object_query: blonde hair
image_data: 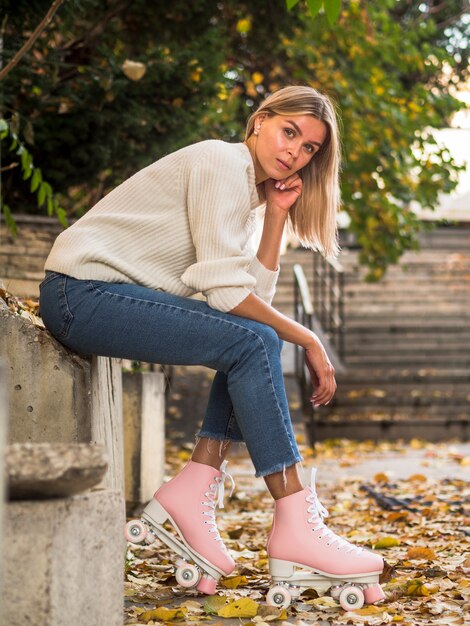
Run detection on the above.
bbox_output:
[245,85,341,259]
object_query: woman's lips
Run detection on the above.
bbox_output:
[276,158,291,171]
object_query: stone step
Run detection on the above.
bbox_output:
[335,368,470,384]
[314,404,470,419]
[345,333,470,345]
[343,345,469,357]
[305,415,469,442]
[330,390,470,408]
[344,353,470,367]
[344,320,470,331]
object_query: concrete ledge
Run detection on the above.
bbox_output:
[4,489,125,626]
[0,308,92,443]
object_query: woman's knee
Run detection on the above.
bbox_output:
[250,321,280,353]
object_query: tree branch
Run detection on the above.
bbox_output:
[436,7,469,30]
[0,0,65,81]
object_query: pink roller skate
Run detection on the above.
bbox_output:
[125,460,236,595]
[266,468,385,611]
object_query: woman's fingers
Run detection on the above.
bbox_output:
[274,173,302,190]
[304,348,336,407]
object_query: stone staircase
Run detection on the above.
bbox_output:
[273,226,470,441]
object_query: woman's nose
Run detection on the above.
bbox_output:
[288,143,300,159]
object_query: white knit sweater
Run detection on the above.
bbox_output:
[44,139,280,313]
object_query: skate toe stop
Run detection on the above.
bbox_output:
[196,575,218,595]
[364,584,386,604]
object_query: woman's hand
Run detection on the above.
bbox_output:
[304,339,337,407]
[264,173,303,217]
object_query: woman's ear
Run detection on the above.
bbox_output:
[254,113,267,133]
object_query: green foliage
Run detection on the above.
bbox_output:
[218,0,467,280]
[278,0,467,279]
[0,116,68,236]
[1,0,468,279]
[287,0,341,25]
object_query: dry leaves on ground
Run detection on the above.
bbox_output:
[125,438,469,625]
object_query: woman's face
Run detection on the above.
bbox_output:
[253,113,327,181]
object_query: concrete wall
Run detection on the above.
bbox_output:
[4,490,124,626]
[0,308,92,443]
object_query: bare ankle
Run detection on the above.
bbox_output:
[264,464,304,500]
[191,437,232,470]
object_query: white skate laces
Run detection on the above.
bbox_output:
[201,460,235,544]
[306,467,363,555]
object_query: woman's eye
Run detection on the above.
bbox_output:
[305,144,314,153]
[284,128,295,137]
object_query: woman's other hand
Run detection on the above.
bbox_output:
[304,339,337,407]
[265,174,303,217]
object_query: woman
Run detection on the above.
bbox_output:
[39,85,384,608]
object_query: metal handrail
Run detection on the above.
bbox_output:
[293,263,314,409]
[312,253,345,361]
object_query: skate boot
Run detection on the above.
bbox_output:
[266,467,385,611]
[125,459,236,594]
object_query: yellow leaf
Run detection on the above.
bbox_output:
[374,472,389,483]
[407,473,427,482]
[236,18,252,34]
[406,579,438,596]
[140,606,187,621]
[373,536,401,549]
[218,598,259,618]
[252,71,264,85]
[406,546,436,560]
[121,59,146,81]
[220,575,248,589]
[354,605,385,615]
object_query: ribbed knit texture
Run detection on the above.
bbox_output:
[44,140,280,312]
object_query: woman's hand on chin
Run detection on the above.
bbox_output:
[264,173,303,217]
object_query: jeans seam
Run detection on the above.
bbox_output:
[85,284,272,343]
[58,276,74,337]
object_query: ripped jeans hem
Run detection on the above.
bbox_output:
[195,430,245,443]
[254,455,304,479]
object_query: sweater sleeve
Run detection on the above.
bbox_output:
[180,149,258,312]
[247,254,280,305]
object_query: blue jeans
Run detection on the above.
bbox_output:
[38,271,303,477]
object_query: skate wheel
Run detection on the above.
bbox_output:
[125,519,148,544]
[339,585,364,611]
[330,584,342,600]
[175,562,201,588]
[267,585,292,609]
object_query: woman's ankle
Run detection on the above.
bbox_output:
[191,436,232,470]
[264,464,304,500]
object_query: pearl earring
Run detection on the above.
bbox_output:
[254,128,259,136]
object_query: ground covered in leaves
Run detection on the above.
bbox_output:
[125,437,470,626]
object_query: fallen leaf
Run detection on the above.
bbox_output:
[220,575,248,589]
[406,546,437,560]
[373,536,401,549]
[140,606,187,621]
[218,597,259,618]
[203,595,227,615]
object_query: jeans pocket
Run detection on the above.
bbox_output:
[39,274,74,339]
